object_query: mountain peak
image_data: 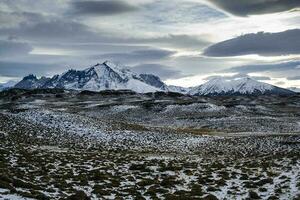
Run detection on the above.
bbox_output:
[103,60,118,68]
[23,74,37,81]
[88,61,127,76]
[189,76,294,96]
[89,61,119,70]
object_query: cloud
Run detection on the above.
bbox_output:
[204,29,300,57]
[131,64,184,79]
[205,0,300,16]
[69,0,138,16]
[0,61,59,77]
[91,49,176,64]
[288,87,300,92]
[250,76,271,81]
[0,18,117,46]
[203,73,271,81]
[0,40,33,57]
[141,0,225,24]
[287,76,300,80]
[225,60,300,73]
[15,20,99,42]
[0,11,44,28]
[0,14,210,51]
[202,75,232,81]
[275,81,285,85]
[140,34,211,50]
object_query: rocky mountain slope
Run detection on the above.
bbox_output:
[14,75,50,90]
[0,80,17,91]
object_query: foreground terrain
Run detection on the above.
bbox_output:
[0,89,299,199]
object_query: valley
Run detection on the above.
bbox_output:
[0,89,299,199]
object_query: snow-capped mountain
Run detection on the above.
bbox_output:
[139,74,167,91]
[14,75,50,90]
[13,62,295,96]
[189,77,295,96]
[0,80,17,91]
[167,85,189,94]
[288,87,300,93]
[14,61,167,93]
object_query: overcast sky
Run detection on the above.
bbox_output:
[1,0,300,90]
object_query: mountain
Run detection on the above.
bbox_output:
[14,75,50,89]
[288,87,300,93]
[13,62,295,96]
[0,80,17,91]
[167,85,189,94]
[14,61,167,93]
[139,74,167,90]
[189,77,295,96]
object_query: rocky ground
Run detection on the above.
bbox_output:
[0,89,299,199]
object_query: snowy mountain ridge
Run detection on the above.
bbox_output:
[189,77,294,96]
[14,61,168,93]
[12,61,295,95]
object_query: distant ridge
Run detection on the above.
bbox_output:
[12,61,295,95]
[189,77,295,96]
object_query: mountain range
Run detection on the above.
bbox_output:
[2,61,295,96]
[14,61,169,93]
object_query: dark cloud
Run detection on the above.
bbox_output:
[0,11,44,28]
[91,49,176,64]
[0,16,107,44]
[70,0,138,16]
[204,29,300,57]
[0,40,32,57]
[0,61,60,77]
[0,7,210,52]
[0,15,210,51]
[287,76,300,80]
[206,0,300,16]
[16,20,99,42]
[225,61,300,74]
[38,43,152,56]
[131,64,184,79]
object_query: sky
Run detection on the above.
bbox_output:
[0,0,300,90]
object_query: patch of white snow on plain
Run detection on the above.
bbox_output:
[39,145,69,153]
[163,103,225,113]
[111,105,138,113]
[13,109,214,152]
[0,131,8,136]
[0,193,35,200]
